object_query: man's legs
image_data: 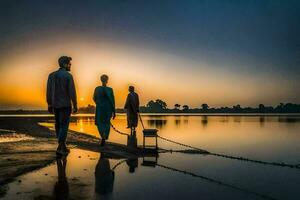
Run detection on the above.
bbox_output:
[54,108,63,153]
[54,107,71,154]
[59,107,71,152]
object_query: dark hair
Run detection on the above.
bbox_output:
[58,56,72,68]
[129,86,135,91]
[100,74,109,82]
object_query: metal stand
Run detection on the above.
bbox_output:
[143,129,158,150]
[139,113,158,150]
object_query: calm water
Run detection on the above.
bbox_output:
[1,115,300,199]
[68,115,300,162]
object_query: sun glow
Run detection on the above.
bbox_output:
[0,38,293,109]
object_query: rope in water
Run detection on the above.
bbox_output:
[157,135,209,153]
[156,163,277,200]
[158,135,300,169]
[110,114,300,170]
[111,159,127,170]
[103,153,277,200]
[105,153,276,199]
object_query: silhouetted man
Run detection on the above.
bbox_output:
[124,86,139,134]
[47,56,77,155]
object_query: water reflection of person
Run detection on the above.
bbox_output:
[259,116,265,127]
[54,157,69,200]
[126,158,138,173]
[201,116,208,127]
[95,154,115,197]
[175,116,181,127]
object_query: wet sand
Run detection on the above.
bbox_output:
[0,116,155,185]
[1,149,120,199]
[0,139,57,185]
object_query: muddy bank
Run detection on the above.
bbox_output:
[0,116,209,186]
[0,138,58,185]
[0,149,125,200]
[0,116,144,185]
[0,116,87,138]
[0,116,161,156]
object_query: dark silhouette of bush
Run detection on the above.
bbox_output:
[201,104,209,111]
[174,104,181,110]
[182,105,189,110]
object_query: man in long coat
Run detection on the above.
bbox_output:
[124,86,140,134]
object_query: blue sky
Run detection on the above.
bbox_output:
[0,0,299,109]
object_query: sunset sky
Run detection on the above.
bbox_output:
[0,0,299,109]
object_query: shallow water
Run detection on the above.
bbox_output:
[68,115,300,162]
[1,115,300,199]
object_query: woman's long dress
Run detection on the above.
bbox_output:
[93,86,115,140]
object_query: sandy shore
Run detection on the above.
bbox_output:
[0,116,210,186]
[0,116,144,185]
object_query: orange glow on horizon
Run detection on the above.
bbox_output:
[0,38,295,109]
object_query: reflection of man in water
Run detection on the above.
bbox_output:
[95,154,115,196]
[124,86,140,134]
[54,157,69,200]
[126,158,138,173]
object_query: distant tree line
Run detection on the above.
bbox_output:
[78,100,300,113]
[0,100,299,114]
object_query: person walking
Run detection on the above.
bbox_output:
[93,74,116,146]
[47,56,77,155]
[124,86,139,134]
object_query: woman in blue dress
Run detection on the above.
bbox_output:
[93,74,116,146]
